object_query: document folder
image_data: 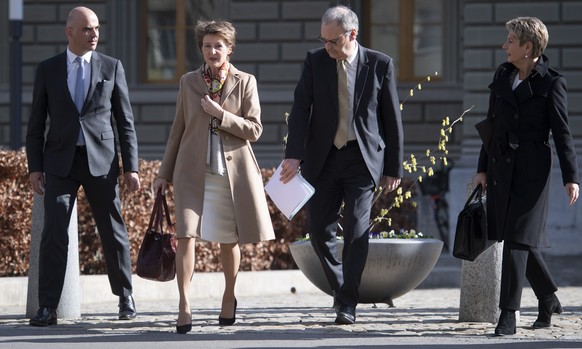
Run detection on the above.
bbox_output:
[264,162,315,220]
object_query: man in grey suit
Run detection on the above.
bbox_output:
[26,6,140,326]
[280,5,403,324]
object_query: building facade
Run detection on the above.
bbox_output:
[1,0,581,254]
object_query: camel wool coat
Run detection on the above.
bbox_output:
[158,65,275,244]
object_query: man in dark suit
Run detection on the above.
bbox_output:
[26,6,140,326]
[280,5,403,324]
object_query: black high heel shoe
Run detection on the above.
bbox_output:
[494,309,516,336]
[176,312,192,334]
[218,298,237,326]
[533,293,563,329]
[176,322,192,334]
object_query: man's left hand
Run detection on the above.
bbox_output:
[380,176,401,194]
[124,172,141,192]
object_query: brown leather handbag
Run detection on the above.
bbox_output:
[136,190,176,281]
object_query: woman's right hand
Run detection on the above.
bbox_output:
[153,177,168,194]
[473,172,487,191]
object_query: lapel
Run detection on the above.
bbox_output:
[56,52,76,109]
[192,66,209,95]
[220,65,241,106]
[354,44,369,116]
[323,55,340,116]
[514,79,533,104]
[489,64,518,110]
[85,52,101,113]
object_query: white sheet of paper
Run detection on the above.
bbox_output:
[264,161,315,220]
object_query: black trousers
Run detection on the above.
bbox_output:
[38,147,133,308]
[499,241,558,311]
[307,142,375,308]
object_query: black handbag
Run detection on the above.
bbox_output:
[453,184,488,261]
[136,190,177,281]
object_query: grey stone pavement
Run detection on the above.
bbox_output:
[1,255,581,349]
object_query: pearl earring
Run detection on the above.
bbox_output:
[525,53,528,58]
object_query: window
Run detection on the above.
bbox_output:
[141,0,217,83]
[364,0,443,81]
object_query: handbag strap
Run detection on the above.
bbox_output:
[160,192,173,232]
[147,190,164,232]
[464,183,483,208]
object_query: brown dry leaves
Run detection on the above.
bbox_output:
[0,150,416,277]
[0,151,301,276]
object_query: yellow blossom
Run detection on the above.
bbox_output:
[363,73,473,235]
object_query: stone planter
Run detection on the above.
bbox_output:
[289,238,444,305]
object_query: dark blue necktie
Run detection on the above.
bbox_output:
[75,57,86,145]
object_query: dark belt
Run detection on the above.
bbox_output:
[505,131,549,150]
[336,140,358,150]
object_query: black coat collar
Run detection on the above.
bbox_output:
[489,55,552,109]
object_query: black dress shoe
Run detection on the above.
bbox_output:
[335,305,356,325]
[118,295,137,320]
[218,298,237,326]
[29,306,57,327]
[533,293,563,329]
[494,309,516,336]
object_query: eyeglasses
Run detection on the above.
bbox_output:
[318,31,349,46]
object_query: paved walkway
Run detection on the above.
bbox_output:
[1,287,581,348]
[1,255,581,348]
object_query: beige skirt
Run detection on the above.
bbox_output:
[200,171,238,243]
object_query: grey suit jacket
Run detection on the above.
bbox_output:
[285,44,403,186]
[26,51,139,177]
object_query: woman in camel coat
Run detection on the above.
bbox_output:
[154,20,274,333]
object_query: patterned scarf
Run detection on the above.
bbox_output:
[203,62,230,102]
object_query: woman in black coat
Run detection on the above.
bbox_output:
[473,17,579,336]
